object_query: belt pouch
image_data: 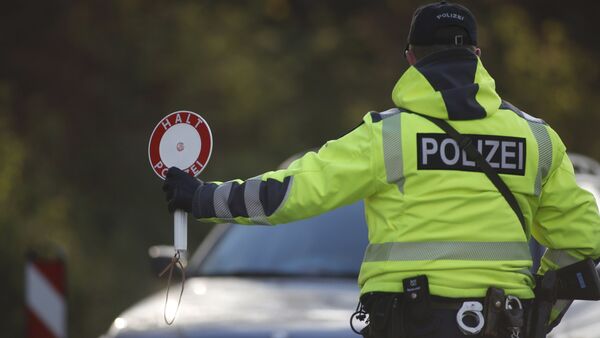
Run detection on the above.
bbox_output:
[483,287,505,337]
[403,275,432,322]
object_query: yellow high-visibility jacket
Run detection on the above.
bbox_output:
[192,48,600,299]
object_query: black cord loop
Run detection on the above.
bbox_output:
[350,300,369,335]
[159,250,186,325]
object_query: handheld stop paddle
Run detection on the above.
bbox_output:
[148,111,213,324]
[148,110,213,252]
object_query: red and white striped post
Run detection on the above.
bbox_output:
[25,252,67,338]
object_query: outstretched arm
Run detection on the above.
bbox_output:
[164,113,385,225]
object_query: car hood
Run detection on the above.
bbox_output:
[104,277,360,338]
[549,300,600,338]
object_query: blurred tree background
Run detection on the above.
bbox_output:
[0,0,599,336]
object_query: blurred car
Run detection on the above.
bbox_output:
[101,154,600,338]
[101,201,369,338]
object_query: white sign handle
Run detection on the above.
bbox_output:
[174,210,187,252]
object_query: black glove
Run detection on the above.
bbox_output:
[162,167,202,213]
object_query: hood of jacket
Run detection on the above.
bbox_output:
[391,48,501,120]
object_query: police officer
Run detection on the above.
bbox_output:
[163,2,600,337]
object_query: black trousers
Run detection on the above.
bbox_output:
[361,308,488,338]
[360,293,526,338]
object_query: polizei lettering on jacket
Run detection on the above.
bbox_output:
[417,133,526,175]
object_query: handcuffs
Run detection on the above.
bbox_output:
[456,301,485,335]
[456,295,524,336]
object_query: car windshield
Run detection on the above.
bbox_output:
[194,202,369,278]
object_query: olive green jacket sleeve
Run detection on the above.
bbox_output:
[533,129,600,274]
[191,113,384,225]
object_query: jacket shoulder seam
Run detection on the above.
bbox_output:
[370,108,404,123]
[499,100,546,125]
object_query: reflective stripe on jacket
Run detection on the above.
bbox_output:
[192,48,600,299]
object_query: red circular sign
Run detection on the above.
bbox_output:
[148,111,213,179]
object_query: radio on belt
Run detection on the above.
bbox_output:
[148,110,213,252]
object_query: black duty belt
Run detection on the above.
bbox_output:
[355,283,532,338]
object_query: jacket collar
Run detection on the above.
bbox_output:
[391,48,501,120]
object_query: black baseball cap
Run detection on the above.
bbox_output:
[407,1,477,46]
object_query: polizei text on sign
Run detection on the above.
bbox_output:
[417,133,526,175]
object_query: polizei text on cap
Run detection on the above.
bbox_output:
[436,13,464,21]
